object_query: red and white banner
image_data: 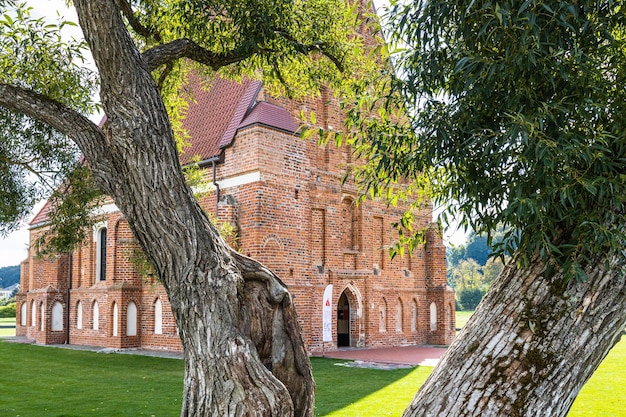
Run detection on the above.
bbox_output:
[322,284,333,342]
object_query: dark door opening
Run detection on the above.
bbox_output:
[337,292,350,347]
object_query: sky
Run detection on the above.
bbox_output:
[0,0,467,269]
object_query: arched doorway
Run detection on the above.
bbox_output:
[337,292,350,347]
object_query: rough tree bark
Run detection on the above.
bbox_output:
[8,1,314,415]
[404,254,626,417]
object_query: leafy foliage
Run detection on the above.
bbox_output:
[346,0,626,281]
[0,302,15,317]
[0,0,98,236]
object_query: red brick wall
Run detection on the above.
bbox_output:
[17,62,454,351]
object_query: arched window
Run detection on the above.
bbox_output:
[76,301,83,329]
[92,301,99,330]
[40,302,45,331]
[154,298,163,335]
[430,302,438,331]
[51,301,63,331]
[20,303,26,326]
[379,298,387,333]
[411,299,418,332]
[395,299,403,333]
[127,301,137,336]
[96,226,107,281]
[112,302,119,336]
[30,300,36,327]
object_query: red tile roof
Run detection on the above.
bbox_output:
[30,76,298,226]
[29,199,54,227]
[180,77,261,164]
[238,101,298,133]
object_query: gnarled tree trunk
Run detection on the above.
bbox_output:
[67,1,314,416]
[404,254,626,417]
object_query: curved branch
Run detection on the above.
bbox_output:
[142,39,258,72]
[115,0,161,42]
[0,83,109,174]
[142,33,345,74]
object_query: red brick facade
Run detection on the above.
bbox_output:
[16,76,455,353]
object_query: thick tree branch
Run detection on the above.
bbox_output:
[142,39,259,72]
[142,33,345,74]
[115,0,161,42]
[0,83,109,175]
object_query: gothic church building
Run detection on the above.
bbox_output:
[16,75,455,353]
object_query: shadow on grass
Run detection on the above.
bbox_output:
[312,357,428,416]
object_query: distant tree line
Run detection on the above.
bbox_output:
[0,265,20,289]
[447,230,511,310]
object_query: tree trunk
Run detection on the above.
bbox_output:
[69,1,314,415]
[404,254,626,417]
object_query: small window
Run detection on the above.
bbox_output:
[96,227,107,281]
[154,299,163,335]
[76,301,83,329]
[93,301,99,330]
[379,298,387,333]
[31,301,36,327]
[112,302,118,336]
[127,302,137,336]
[51,301,63,331]
[40,302,45,331]
[430,302,437,331]
[20,303,26,326]
[395,299,403,333]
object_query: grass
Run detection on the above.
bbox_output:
[312,358,431,416]
[455,310,474,330]
[0,314,624,416]
[0,317,15,337]
[0,342,184,417]
[568,338,626,417]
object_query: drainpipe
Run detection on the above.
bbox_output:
[65,252,72,344]
[193,155,222,216]
[211,160,220,215]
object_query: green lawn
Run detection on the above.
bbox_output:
[0,343,184,417]
[0,317,15,337]
[0,336,624,416]
[455,310,474,330]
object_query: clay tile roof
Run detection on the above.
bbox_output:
[29,199,54,227]
[180,77,261,164]
[29,76,298,226]
[238,101,298,134]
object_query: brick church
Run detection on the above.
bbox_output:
[15,73,455,353]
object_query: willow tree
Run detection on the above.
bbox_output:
[0,0,372,415]
[345,0,626,415]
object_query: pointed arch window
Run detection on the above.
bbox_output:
[430,302,438,331]
[30,300,36,327]
[51,301,63,331]
[154,298,163,335]
[96,227,107,281]
[92,301,99,330]
[127,302,138,336]
[20,303,26,326]
[76,301,83,329]
[112,302,119,336]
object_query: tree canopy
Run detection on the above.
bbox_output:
[0,0,375,250]
[347,0,626,282]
